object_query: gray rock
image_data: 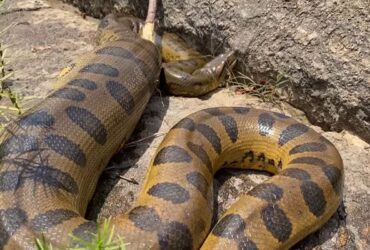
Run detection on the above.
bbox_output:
[62,0,370,143]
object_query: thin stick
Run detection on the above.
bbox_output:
[145,0,157,24]
[142,0,157,43]
[119,176,139,185]
[124,132,165,148]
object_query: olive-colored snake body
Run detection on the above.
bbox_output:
[0,15,343,249]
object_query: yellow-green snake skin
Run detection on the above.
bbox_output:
[0,15,343,250]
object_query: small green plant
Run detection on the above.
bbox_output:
[35,235,54,250]
[0,41,38,133]
[225,60,291,103]
[0,43,20,131]
[0,43,11,91]
[0,88,21,112]
[35,218,126,250]
[71,218,125,250]
[0,20,23,133]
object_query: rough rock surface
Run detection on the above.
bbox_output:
[62,0,370,144]
[0,0,369,249]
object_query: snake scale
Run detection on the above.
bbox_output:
[0,15,343,249]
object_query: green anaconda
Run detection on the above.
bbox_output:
[0,15,343,249]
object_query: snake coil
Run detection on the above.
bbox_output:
[0,15,343,249]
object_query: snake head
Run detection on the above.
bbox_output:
[96,14,144,45]
[199,50,237,83]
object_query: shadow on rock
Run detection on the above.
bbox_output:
[292,201,347,249]
[212,168,271,225]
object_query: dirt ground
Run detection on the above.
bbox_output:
[0,0,369,249]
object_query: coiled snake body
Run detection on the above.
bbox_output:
[0,15,343,249]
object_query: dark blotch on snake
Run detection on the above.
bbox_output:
[279,123,309,146]
[96,47,152,80]
[19,111,55,128]
[258,113,275,136]
[153,145,192,165]
[106,80,135,114]
[148,182,190,204]
[186,171,209,199]
[319,135,332,145]
[257,153,266,162]
[133,39,161,67]
[79,63,119,77]
[272,112,289,119]
[96,46,135,59]
[187,142,212,174]
[218,115,238,143]
[65,106,107,145]
[44,134,86,167]
[0,135,38,158]
[261,204,292,242]
[72,221,97,245]
[157,221,193,250]
[289,142,327,155]
[32,166,79,194]
[290,157,341,193]
[233,107,250,114]
[68,79,97,90]
[300,181,327,217]
[242,150,254,162]
[249,183,284,203]
[212,214,246,239]
[204,107,223,116]
[321,165,342,195]
[0,208,27,247]
[280,168,311,181]
[173,117,196,131]
[31,209,78,232]
[128,206,162,231]
[289,157,326,167]
[0,171,23,191]
[196,124,221,154]
[237,237,258,250]
[0,166,78,194]
[50,88,86,101]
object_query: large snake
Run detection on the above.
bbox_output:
[0,15,343,249]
